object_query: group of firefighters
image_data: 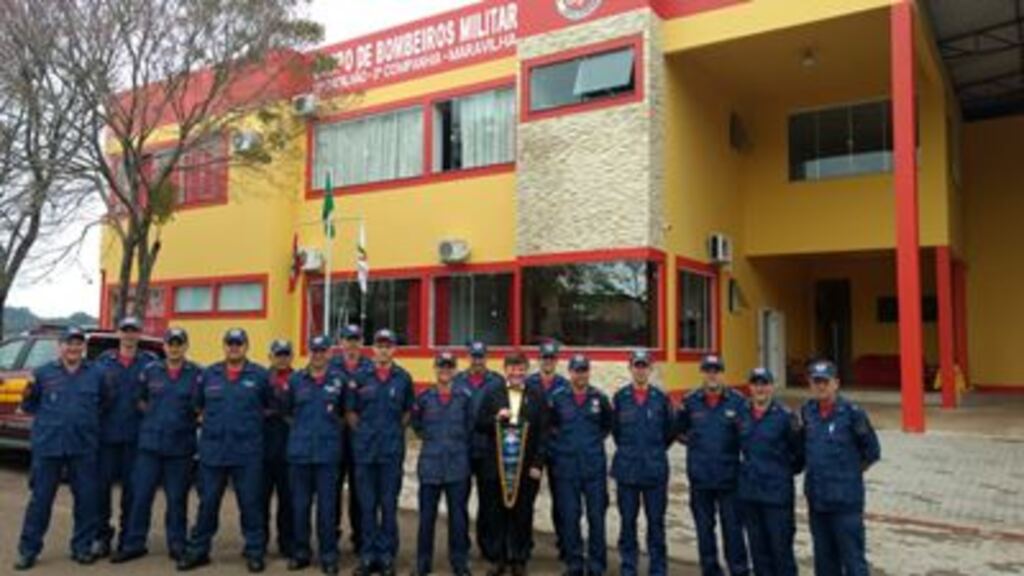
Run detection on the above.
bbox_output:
[13,316,881,576]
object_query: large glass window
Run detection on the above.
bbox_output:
[522,260,657,347]
[313,106,423,188]
[789,100,893,181]
[435,273,513,346]
[529,47,636,113]
[218,282,264,313]
[679,269,715,352]
[433,87,515,172]
[174,286,214,313]
[309,278,421,346]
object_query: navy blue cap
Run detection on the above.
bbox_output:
[373,328,396,344]
[808,360,838,381]
[270,339,293,355]
[340,324,362,340]
[700,354,725,372]
[630,349,652,367]
[568,353,590,372]
[61,326,86,342]
[164,327,188,344]
[539,341,560,358]
[118,316,142,331]
[749,367,774,384]
[468,341,487,358]
[435,351,457,368]
[309,335,331,352]
[223,328,248,345]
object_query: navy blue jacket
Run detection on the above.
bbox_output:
[737,400,804,505]
[265,368,293,462]
[285,368,345,465]
[678,387,747,490]
[525,372,569,400]
[548,384,613,480]
[344,362,415,465]
[330,355,373,384]
[611,384,675,486]
[412,385,474,485]
[452,368,504,460]
[23,360,105,457]
[97,349,158,444]
[802,396,881,513]
[137,360,202,457]
[196,361,271,466]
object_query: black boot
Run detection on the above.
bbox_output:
[111,548,148,563]
[176,552,211,571]
[288,557,311,571]
[12,555,36,571]
[246,556,266,573]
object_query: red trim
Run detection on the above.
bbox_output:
[935,247,957,409]
[520,34,645,123]
[675,255,721,361]
[650,0,748,19]
[305,77,516,199]
[99,270,109,329]
[972,384,1024,395]
[165,274,269,319]
[892,1,925,433]
[953,258,969,384]
[519,0,649,37]
[434,277,451,345]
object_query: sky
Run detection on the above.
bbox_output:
[7,0,478,319]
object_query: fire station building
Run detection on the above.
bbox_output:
[99,0,1024,431]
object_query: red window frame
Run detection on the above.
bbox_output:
[305,77,516,199]
[676,255,721,361]
[160,274,269,320]
[520,34,645,123]
[431,264,518,348]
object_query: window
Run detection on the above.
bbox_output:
[175,137,228,205]
[789,100,893,181]
[313,106,423,188]
[0,339,26,371]
[529,47,636,112]
[876,295,938,323]
[679,269,715,352]
[435,273,513,346]
[433,87,516,172]
[174,286,214,313]
[218,282,264,313]
[23,339,59,370]
[107,286,169,334]
[522,260,657,347]
[309,278,422,346]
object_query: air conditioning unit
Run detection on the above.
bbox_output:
[292,93,318,117]
[299,247,324,271]
[708,233,733,265]
[232,130,262,153]
[439,239,470,264]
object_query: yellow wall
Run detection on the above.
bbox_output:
[963,115,1024,387]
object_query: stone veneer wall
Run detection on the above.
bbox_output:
[516,10,665,256]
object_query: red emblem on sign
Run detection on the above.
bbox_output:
[556,0,603,21]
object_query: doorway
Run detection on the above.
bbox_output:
[759,308,787,387]
[815,279,852,382]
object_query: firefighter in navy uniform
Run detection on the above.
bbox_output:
[93,316,158,559]
[14,327,104,571]
[411,351,474,576]
[345,328,415,576]
[178,328,272,573]
[331,324,372,554]
[285,335,345,576]
[451,340,504,558]
[113,328,202,564]
[677,354,750,576]
[548,354,613,576]
[737,368,803,576]
[611,350,675,576]
[524,341,568,559]
[802,360,881,576]
[265,339,296,560]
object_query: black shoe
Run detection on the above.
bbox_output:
[12,555,35,571]
[111,548,148,563]
[380,563,396,576]
[169,549,184,562]
[246,557,266,573]
[510,564,525,576]
[177,553,211,571]
[352,564,372,576]
[289,557,311,571]
[487,565,507,576]
[322,563,339,576]
[72,552,97,565]
[91,541,110,559]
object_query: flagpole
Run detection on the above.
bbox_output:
[358,220,367,336]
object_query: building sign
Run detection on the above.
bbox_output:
[556,0,604,21]
[315,1,519,95]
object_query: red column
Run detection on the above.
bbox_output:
[936,247,957,408]
[953,260,969,384]
[891,1,925,433]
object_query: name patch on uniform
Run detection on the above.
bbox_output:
[242,379,255,389]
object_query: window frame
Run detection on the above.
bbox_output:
[430,86,517,175]
[303,273,426,351]
[520,34,645,123]
[167,275,268,320]
[676,256,720,360]
[787,97,896,183]
[431,267,517,348]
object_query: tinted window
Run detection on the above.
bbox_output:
[530,47,636,113]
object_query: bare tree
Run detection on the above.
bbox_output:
[0,4,94,335]
[50,0,327,324]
